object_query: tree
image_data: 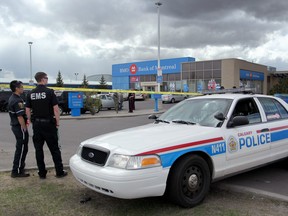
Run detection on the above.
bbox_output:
[99,75,107,89]
[56,70,64,87]
[81,74,89,88]
[269,77,288,95]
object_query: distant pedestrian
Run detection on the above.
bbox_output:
[25,72,67,179]
[113,92,119,113]
[8,80,30,178]
[132,92,135,110]
[128,92,134,113]
[118,93,123,111]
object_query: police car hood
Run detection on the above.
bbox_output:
[81,123,219,155]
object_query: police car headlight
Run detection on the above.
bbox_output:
[108,154,162,170]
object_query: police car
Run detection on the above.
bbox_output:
[69,92,288,207]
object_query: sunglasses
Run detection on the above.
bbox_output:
[15,81,23,88]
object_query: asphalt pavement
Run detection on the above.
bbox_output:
[1,102,288,204]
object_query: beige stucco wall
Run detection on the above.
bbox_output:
[221,59,268,94]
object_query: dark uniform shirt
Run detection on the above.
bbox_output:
[8,93,27,126]
[25,85,58,119]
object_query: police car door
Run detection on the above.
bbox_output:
[224,97,271,174]
[256,96,288,158]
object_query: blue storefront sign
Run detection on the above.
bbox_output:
[240,69,264,81]
[112,57,195,90]
[68,92,83,116]
[112,57,195,77]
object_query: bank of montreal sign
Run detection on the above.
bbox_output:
[112,57,195,77]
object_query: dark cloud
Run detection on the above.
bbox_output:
[1,0,288,80]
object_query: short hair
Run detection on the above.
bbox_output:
[34,72,47,82]
[10,80,23,92]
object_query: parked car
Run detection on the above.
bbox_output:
[96,94,115,110]
[70,93,288,207]
[161,94,187,103]
[0,90,28,112]
[0,91,12,112]
[134,92,147,101]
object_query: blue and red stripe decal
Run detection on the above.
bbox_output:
[137,137,224,155]
[137,137,225,168]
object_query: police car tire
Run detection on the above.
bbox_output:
[171,98,175,103]
[166,155,211,208]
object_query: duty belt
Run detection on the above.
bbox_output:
[34,118,51,123]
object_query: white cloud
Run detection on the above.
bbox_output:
[1,0,288,81]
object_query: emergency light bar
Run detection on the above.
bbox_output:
[202,87,256,95]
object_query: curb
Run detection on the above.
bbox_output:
[60,110,165,120]
[214,182,288,203]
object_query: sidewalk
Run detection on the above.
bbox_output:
[60,108,165,120]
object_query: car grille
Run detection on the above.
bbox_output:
[81,146,110,166]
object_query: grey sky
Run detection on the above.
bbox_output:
[1,0,288,81]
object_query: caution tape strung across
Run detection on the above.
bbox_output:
[0,84,203,96]
[0,84,255,95]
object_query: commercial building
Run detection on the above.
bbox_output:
[112,57,285,94]
[112,57,195,92]
[182,58,269,94]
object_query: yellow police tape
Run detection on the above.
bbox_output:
[0,84,203,96]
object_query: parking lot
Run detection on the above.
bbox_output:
[1,99,288,204]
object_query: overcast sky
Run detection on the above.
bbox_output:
[1,0,288,82]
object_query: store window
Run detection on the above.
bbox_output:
[204,70,212,79]
[180,60,223,92]
[196,62,204,70]
[213,60,221,69]
[182,63,190,72]
[204,61,213,70]
[213,70,221,78]
[182,71,189,79]
[196,71,203,79]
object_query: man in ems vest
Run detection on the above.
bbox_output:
[26,72,67,179]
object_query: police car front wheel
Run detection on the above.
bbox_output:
[166,155,211,208]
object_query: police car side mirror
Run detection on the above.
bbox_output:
[227,116,249,128]
[214,112,225,121]
[148,114,158,120]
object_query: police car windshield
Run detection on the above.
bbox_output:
[159,98,232,127]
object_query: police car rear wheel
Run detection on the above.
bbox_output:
[171,98,175,103]
[166,155,211,208]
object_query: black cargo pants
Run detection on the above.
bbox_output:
[11,125,29,174]
[32,120,64,176]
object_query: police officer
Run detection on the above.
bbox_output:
[8,80,30,178]
[128,92,134,113]
[25,72,67,179]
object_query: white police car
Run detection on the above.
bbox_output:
[69,93,288,207]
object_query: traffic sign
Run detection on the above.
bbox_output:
[157,76,163,83]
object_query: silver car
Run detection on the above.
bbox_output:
[161,94,187,103]
[97,94,115,110]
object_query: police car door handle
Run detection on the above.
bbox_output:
[261,128,269,132]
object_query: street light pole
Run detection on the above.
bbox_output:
[153,2,162,112]
[28,42,33,84]
[155,2,162,92]
[75,73,79,81]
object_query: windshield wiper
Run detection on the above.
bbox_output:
[172,120,196,125]
[155,119,170,124]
